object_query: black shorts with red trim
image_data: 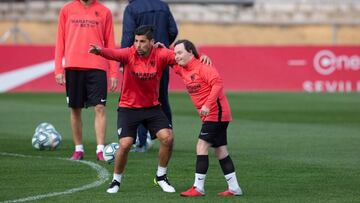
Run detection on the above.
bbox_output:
[116,105,172,139]
[199,121,229,148]
[65,69,107,108]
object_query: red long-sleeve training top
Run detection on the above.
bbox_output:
[55,0,118,78]
[172,58,232,122]
[100,46,176,108]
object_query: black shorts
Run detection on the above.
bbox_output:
[117,105,172,139]
[199,121,229,148]
[65,69,107,108]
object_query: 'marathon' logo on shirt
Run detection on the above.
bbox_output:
[131,71,157,80]
[186,84,201,93]
[71,19,99,28]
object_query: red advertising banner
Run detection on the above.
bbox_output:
[0,45,62,92]
[1,45,359,92]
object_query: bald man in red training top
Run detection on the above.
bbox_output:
[54,0,119,161]
[172,39,243,197]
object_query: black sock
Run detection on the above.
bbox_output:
[219,155,235,175]
[196,155,209,174]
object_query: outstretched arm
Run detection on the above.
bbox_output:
[88,44,130,63]
[89,44,102,55]
[88,44,120,92]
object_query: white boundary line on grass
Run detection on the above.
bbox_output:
[0,152,110,203]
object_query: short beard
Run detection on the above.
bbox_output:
[137,50,145,56]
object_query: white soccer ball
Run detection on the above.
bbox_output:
[32,129,62,150]
[35,122,56,133]
[103,142,119,163]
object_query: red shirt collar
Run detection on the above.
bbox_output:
[76,0,98,5]
[184,57,198,70]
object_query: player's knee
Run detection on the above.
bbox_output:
[166,135,174,148]
[161,132,174,148]
[119,139,133,152]
[94,105,105,114]
[71,108,82,117]
[215,146,229,159]
[119,144,132,152]
[196,140,210,154]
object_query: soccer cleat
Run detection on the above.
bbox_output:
[217,188,243,196]
[70,151,84,160]
[106,180,120,193]
[96,151,105,161]
[180,186,205,197]
[154,175,176,193]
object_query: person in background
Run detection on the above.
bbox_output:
[171,39,243,197]
[121,0,178,152]
[54,0,119,161]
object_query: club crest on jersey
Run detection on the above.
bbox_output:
[150,60,155,67]
[190,74,196,81]
[94,11,100,17]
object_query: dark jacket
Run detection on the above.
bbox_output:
[121,0,178,48]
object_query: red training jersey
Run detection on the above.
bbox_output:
[100,46,175,108]
[55,0,119,78]
[172,58,232,122]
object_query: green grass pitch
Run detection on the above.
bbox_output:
[0,92,359,203]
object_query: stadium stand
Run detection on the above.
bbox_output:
[0,0,360,44]
[0,0,359,24]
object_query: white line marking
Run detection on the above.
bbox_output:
[0,60,54,93]
[287,59,307,66]
[0,152,110,203]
